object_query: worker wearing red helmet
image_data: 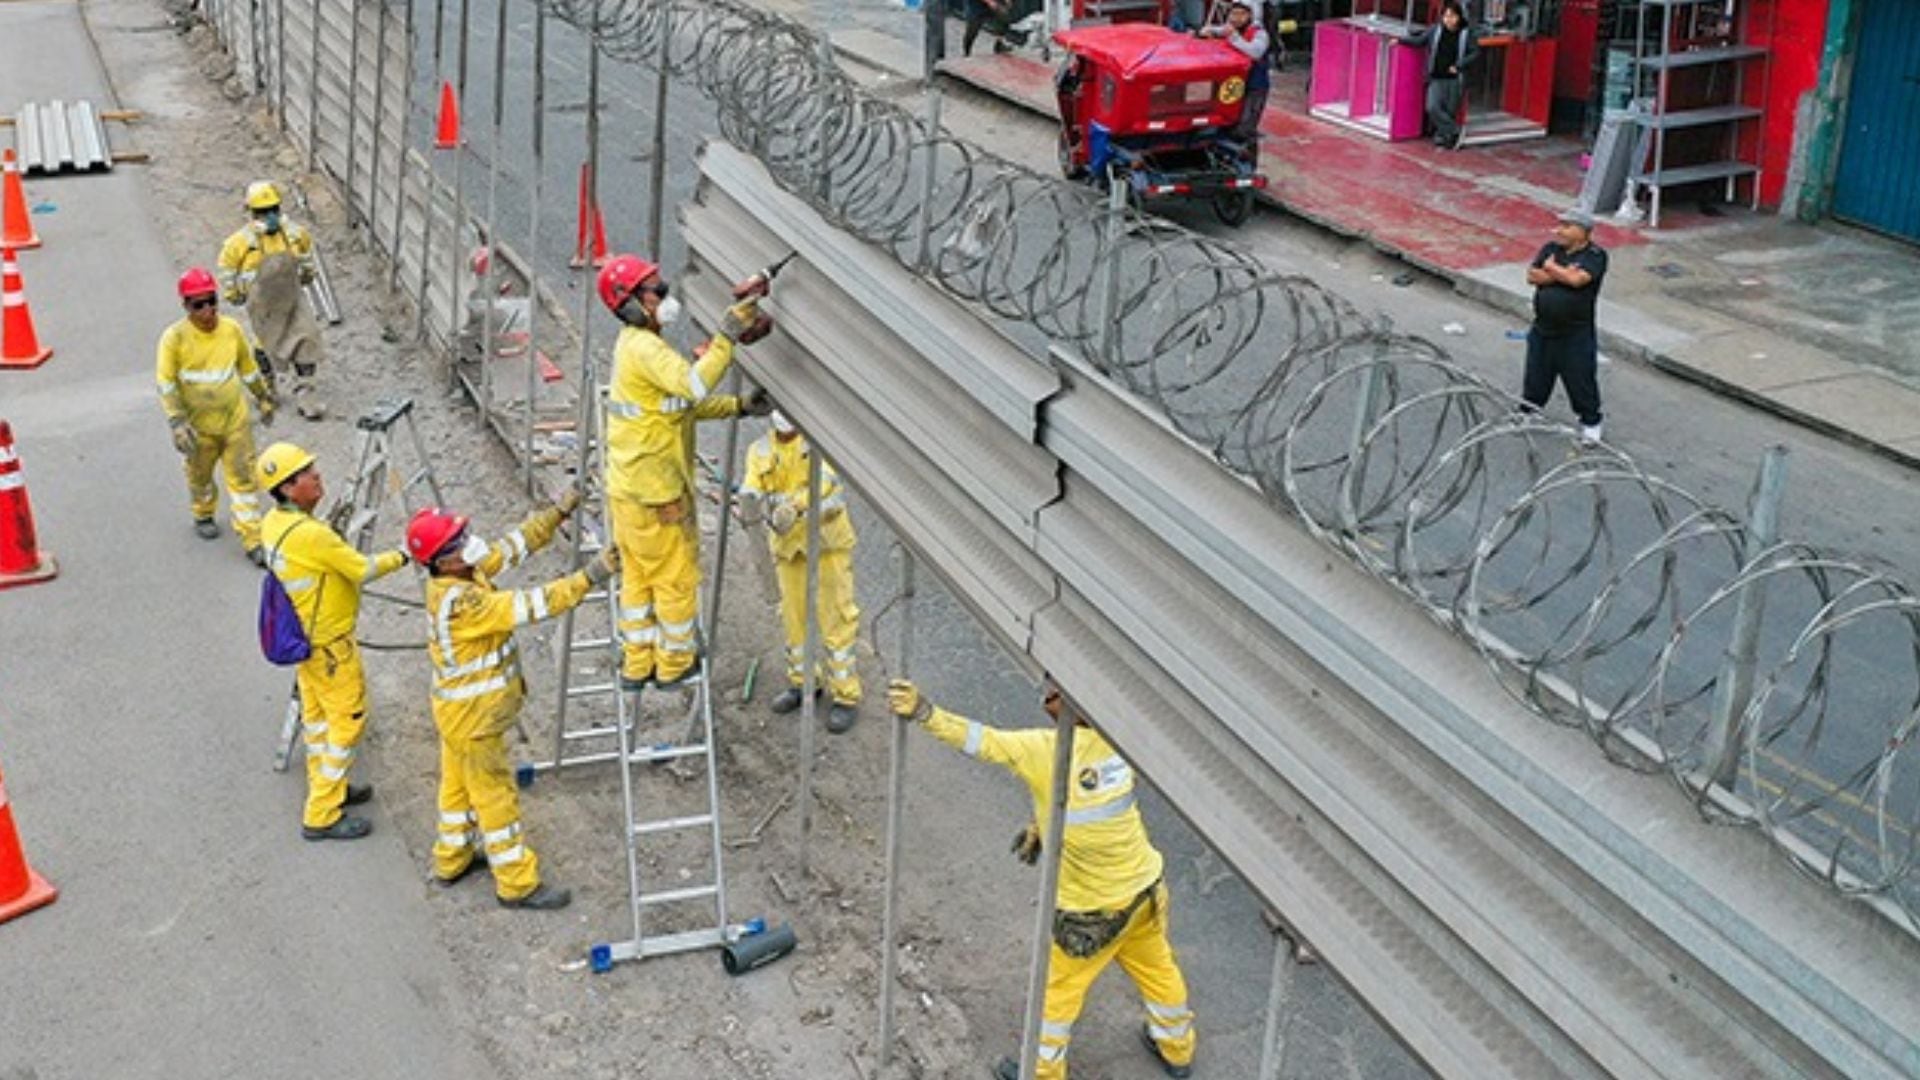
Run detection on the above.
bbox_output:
[407,491,615,909]
[596,254,773,690]
[156,267,277,563]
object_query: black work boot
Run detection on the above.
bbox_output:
[618,671,652,693]
[343,782,374,806]
[499,883,571,910]
[302,815,373,841]
[1140,1023,1193,1078]
[652,661,704,691]
[826,701,860,735]
[434,855,487,888]
[991,1058,1019,1080]
[770,686,806,714]
[194,517,220,540]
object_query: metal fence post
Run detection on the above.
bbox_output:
[523,0,548,492]
[1095,174,1127,369]
[1338,361,1387,536]
[1257,930,1298,1080]
[877,547,918,1069]
[911,86,943,272]
[1706,445,1789,788]
[447,0,473,367]
[644,2,671,258]
[922,0,945,82]
[388,0,415,291]
[344,0,364,222]
[416,0,448,336]
[479,0,509,418]
[275,0,287,129]
[367,0,390,239]
[797,451,824,883]
[703,371,744,661]
[1017,691,1075,1080]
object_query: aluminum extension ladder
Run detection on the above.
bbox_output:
[272,397,445,772]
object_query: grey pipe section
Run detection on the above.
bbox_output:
[1017,696,1075,1080]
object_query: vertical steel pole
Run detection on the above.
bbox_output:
[1338,362,1387,535]
[877,548,918,1068]
[276,0,288,129]
[305,0,321,170]
[345,0,364,222]
[447,0,472,364]
[703,374,744,660]
[796,451,824,882]
[1256,931,1298,1080]
[523,0,547,492]
[389,0,416,291]
[479,0,509,418]
[644,2,671,258]
[911,86,944,272]
[416,0,447,335]
[368,0,391,242]
[1707,446,1789,788]
[922,0,945,82]
[1095,174,1127,368]
[1017,695,1076,1080]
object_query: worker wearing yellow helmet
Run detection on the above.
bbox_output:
[257,442,409,840]
[219,180,329,420]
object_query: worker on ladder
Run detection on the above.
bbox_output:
[888,679,1197,1080]
[258,442,410,841]
[218,180,329,421]
[595,254,773,691]
[405,493,617,910]
[740,410,862,733]
[158,267,277,563]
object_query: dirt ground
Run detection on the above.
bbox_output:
[94,5,1061,1078]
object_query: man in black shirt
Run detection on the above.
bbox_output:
[1523,208,1609,443]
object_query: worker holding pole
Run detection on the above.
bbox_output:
[405,492,617,910]
[740,411,862,733]
[594,254,773,691]
[888,679,1197,1079]
[218,180,329,420]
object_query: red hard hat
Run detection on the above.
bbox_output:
[178,267,218,299]
[406,507,470,565]
[597,254,659,314]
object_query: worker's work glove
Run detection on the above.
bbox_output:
[887,679,933,723]
[719,299,759,338]
[225,287,249,306]
[554,485,584,519]
[1011,823,1042,866]
[256,395,277,427]
[735,313,775,345]
[584,547,619,586]
[740,387,774,417]
[299,267,316,287]
[169,418,197,455]
[326,500,355,536]
[768,499,799,534]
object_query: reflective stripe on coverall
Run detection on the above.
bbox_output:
[156,314,271,547]
[924,708,1196,1077]
[741,432,861,704]
[262,507,407,828]
[219,221,324,408]
[423,506,592,898]
[604,324,741,682]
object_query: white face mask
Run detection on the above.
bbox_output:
[653,295,683,327]
[769,410,795,435]
[459,533,491,567]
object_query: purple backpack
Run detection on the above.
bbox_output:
[258,522,314,666]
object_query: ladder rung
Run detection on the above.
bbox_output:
[640,883,718,907]
[632,813,714,837]
[569,636,615,650]
[565,682,618,699]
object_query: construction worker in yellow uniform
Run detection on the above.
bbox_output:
[257,442,409,841]
[404,495,617,909]
[218,180,329,420]
[594,253,773,690]
[158,267,276,562]
[740,411,861,733]
[889,679,1197,1080]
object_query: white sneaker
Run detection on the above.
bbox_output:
[1578,423,1604,445]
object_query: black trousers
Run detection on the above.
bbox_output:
[1522,325,1603,427]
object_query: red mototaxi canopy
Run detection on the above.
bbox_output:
[1052,23,1251,83]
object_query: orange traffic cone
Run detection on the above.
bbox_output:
[0,420,57,590]
[0,150,38,251]
[1,247,52,369]
[434,81,461,149]
[0,756,58,925]
[570,163,609,269]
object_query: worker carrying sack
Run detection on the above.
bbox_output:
[258,521,314,665]
[1051,880,1158,958]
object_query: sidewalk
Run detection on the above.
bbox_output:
[909,45,1920,469]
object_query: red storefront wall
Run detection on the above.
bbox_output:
[1742,0,1831,207]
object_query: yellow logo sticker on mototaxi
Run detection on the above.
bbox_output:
[1219,77,1246,105]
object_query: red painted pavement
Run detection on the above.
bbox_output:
[940,51,1657,276]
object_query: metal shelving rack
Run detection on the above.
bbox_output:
[1629,0,1774,227]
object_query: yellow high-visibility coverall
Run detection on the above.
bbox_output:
[155,314,271,549]
[741,432,861,705]
[924,707,1196,1078]
[424,506,592,899]
[604,325,742,683]
[218,220,325,414]
[261,508,407,829]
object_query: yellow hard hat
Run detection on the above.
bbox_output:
[246,181,282,211]
[256,441,315,494]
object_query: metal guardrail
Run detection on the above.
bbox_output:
[542,0,1920,935]
[682,140,1920,1080]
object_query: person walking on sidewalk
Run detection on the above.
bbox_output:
[157,267,276,563]
[888,679,1197,1080]
[257,442,409,841]
[741,411,862,734]
[1522,209,1609,444]
[218,180,330,421]
[405,492,616,910]
[1408,0,1478,149]
[1199,2,1271,165]
[595,254,773,692]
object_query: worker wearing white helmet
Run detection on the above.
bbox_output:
[219,180,329,420]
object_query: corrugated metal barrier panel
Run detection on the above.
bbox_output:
[13,100,113,175]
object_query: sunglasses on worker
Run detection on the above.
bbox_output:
[186,295,218,311]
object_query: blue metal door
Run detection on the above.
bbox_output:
[1833,0,1920,243]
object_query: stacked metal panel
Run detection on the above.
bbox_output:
[13,100,113,175]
